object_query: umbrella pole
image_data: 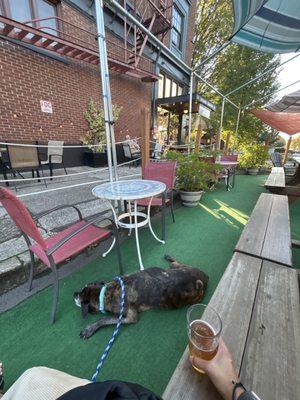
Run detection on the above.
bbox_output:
[283,136,292,164]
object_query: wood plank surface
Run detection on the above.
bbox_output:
[235,193,273,258]
[265,167,285,189]
[261,194,292,267]
[240,261,300,399]
[163,253,262,400]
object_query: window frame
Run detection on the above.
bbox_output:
[0,0,58,30]
[171,5,184,50]
[157,72,184,99]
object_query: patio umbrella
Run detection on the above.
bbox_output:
[231,0,300,53]
[250,108,300,162]
[266,90,300,112]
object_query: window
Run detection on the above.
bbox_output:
[171,81,178,97]
[165,77,171,98]
[158,74,164,99]
[157,73,184,98]
[171,6,183,50]
[1,0,57,34]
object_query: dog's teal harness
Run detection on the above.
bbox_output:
[99,285,107,314]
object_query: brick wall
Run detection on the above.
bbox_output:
[0,39,151,144]
[0,0,196,144]
[185,0,197,66]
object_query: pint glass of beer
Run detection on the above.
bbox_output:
[187,304,222,373]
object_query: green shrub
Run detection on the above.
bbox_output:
[165,150,221,192]
[81,99,122,153]
[238,144,269,169]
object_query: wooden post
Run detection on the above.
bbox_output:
[141,107,150,176]
[224,133,231,155]
[283,136,292,164]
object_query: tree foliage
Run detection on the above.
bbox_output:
[193,0,281,148]
[290,135,300,150]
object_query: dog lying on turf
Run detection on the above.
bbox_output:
[74,255,209,339]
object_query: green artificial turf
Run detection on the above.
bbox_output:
[0,174,299,395]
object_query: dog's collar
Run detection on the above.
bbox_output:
[99,285,107,314]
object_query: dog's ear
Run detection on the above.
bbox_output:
[81,301,90,319]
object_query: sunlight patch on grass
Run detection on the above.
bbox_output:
[214,200,248,226]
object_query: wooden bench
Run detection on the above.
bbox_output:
[163,254,300,400]
[234,193,292,267]
[163,193,300,399]
[264,167,285,193]
[265,166,300,199]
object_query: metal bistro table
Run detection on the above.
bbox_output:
[92,179,167,270]
[216,160,238,191]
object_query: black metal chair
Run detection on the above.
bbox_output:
[122,143,141,167]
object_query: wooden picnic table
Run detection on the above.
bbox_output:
[163,253,300,400]
[234,193,292,267]
[264,167,285,192]
[164,192,299,399]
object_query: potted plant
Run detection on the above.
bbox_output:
[81,99,122,168]
[166,151,220,207]
[238,144,269,175]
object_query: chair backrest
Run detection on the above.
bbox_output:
[144,161,177,189]
[47,140,64,163]
[7,144,39,169]
[0,188,47,249]
[123,144,132,159]
[220,154,238,162]
[271,152,282,167]
[152,143,164,159]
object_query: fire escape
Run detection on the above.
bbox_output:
[0,0,173,82]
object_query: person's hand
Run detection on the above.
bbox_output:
[189,339,244,400]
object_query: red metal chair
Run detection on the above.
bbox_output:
[0,187,123,324]
[137,161,177,240]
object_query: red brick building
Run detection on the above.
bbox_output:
[0,0,197,162]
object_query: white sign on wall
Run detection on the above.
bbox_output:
[40,100,53,114]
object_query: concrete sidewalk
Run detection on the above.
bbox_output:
[0,164,141,294]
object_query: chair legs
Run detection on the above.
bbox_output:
[161,192,166,242]
[62,162,68,175]
[170,201,175,223]
[27,250,35,292]
[49,161,53,180]
[49,259,59,325]
[112,223,124,275]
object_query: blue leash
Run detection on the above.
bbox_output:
[91,276,126,382]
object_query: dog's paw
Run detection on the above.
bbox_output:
[79,327,94,340]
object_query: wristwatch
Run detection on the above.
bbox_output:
[232,382,261,400]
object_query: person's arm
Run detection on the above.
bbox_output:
[189,339,258,400]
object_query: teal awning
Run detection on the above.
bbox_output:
[231,0,300,53]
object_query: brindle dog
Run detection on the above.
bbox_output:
[74,255,209,339]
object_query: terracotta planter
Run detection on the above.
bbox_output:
[247,168,259,175]
[179,190,203,207]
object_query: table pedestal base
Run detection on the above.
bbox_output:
[104,198,165,270]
